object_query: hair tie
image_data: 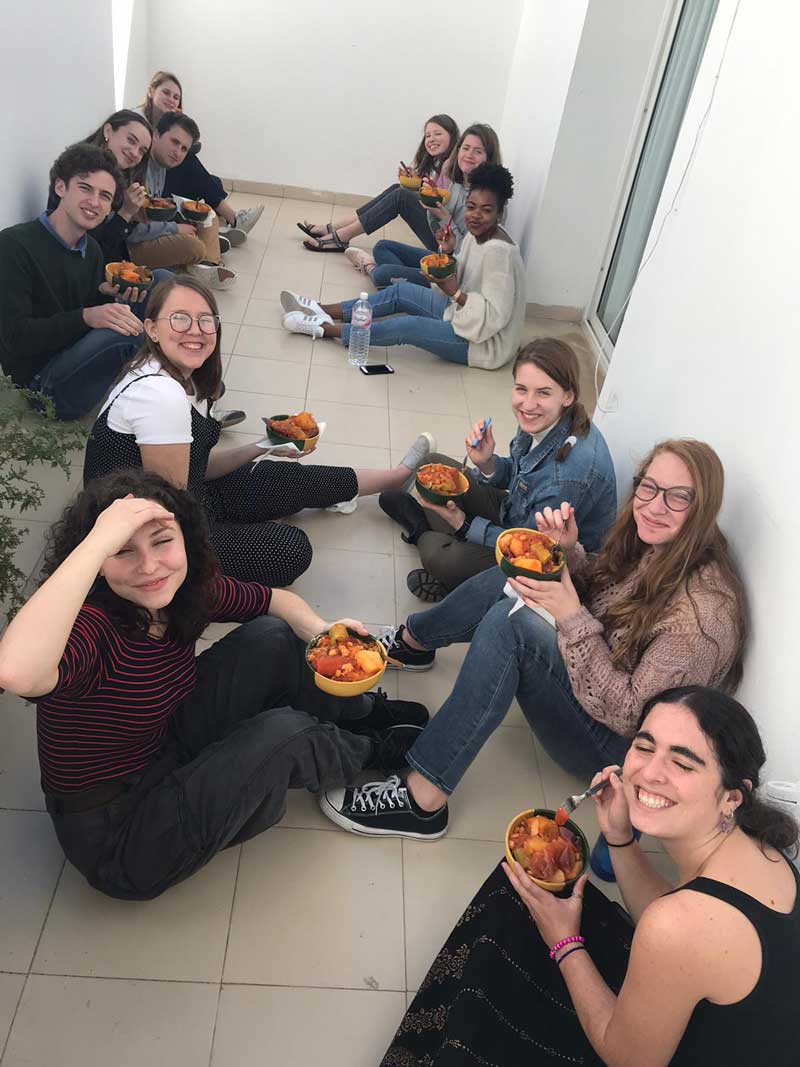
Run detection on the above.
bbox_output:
[565,435,577,448]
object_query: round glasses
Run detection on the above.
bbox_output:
[155,312,220,335]
[633,476,694,513]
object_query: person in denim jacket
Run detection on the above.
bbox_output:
[381,338,617,601]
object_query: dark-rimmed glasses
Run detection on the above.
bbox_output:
[633,476,694,512]
[154,312,220,334]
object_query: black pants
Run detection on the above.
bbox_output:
[415,453,507,592]
[46,617,374,900]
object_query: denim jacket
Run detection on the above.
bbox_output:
[466,415,617,552]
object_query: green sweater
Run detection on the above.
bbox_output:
[0,219,106,385]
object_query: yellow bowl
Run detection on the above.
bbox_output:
[504,808,588,893]
[264,414,320,454]
[398,174,422,190]
[306,630,388,697]
[495,528,565,582]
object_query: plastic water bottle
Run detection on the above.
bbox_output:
[348,293,372,367]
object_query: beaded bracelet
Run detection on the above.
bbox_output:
[557,944,587,967]
[549,935,585,960]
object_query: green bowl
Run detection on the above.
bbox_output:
[264,414,320,454]
[181,203,213,222]
[505,808,589,895]
[495,528,564,581]
[144,201,177,221]
[104,262,154,292]
[414,465,469,506]
[419,189,445,207]
[420,254,457,279]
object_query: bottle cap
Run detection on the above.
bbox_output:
[359,292,369,300]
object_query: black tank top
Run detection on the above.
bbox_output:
[669,855,800,1066]
[83,373,221,499]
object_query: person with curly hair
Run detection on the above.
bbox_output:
[0,143,153,419]
[281,163,526,369]
[0,468,428,900]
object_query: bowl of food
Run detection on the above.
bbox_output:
[264,412,320,453]
[419,184,451,208]
[420,253,457,280]
[306,623,388,697]
[415,462,469,506]
[398,174,422,191]
[104,261,154,292]
[181,199,213,222]
[144,196,178,221]
[505,809,588,893]
[495,528,565,581]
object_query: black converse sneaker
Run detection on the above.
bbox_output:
[368,725,424,774]
[384,626,435,672]
[349,688,429,731]
[320,775,448,840]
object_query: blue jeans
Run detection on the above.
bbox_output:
[340,283,468,365]
[356,185,438,249]
[404,567,630,793]
[371,239,429,289]
[31,269,171,420]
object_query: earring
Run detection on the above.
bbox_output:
[719,810,735,833]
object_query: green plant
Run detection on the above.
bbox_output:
[0,375,86,615]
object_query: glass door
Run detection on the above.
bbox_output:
[592,0,719,348]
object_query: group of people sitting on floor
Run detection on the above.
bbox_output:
[0,80,796,1067]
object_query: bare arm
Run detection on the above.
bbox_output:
[205,441,265,481]
[268,589,370,646]
[140,443,191,489]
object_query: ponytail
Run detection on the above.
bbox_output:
[736,783,799,857]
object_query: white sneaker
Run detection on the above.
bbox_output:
[188,262,237,290]
[280,290,333,324]
[282,310,325,338]
[344,247,376,274]
[235,205,265,233]
[400,432,437,490]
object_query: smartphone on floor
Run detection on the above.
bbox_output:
[359,364,395,375]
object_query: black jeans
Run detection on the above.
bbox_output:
[46,617,374,900]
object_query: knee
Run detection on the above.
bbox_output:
[372,239,389,260]
[273,527,313,586]
[370,265,392,289]
[418,533,455,574]
[183,237,206,264]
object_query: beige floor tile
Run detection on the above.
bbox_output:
[447,727,543,842]
[0,972,25,1051]
[3,974,218,1067]
[227,271,256,301]
[261,234,319,265]
[320,280,360,305]
[33,847,239,981]
[243,297,283,329]
[0,812,64,972]
[224,827,405,989]
[322,254,365,286]
[212,985,405,1067]
[385,343,456,375]
[215,291,250,325]
[225,241,267,275]
[233,325,313,365]
[0,691,44,811]
[403,837,501,989]
[254,257,325,295]
[383,218,418,243]
[395,642,466,710]
[291,547,395,621]
[388,370,470,418]
[312,337,387,368]
[291,495,395,555]
[389,409,470,456]
[214,390,304,435]
[224,353,310,397]
[301,440,391,470]
[308,363,389,408]
[317,400,391,448]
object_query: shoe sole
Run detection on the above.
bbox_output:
[319,795,447,840]
[385,660,434,672]
[222,228,247,246]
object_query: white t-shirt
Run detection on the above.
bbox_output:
[101,358,207,445]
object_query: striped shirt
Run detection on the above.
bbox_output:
[35,576,271,794]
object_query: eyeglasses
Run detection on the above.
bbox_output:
[633,476,695,513]
[154,312,220,334]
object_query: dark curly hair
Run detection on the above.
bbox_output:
[466,162,514,211]
[41,470,220,644]
[48,142,125,214]
[638,686,798,858]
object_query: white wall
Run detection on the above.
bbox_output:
[122,0,150,111]
[0,1,114,229]
[500,1,589,255]
[144,0,524,195]
[596,0,800,779]
[523,0,672,312]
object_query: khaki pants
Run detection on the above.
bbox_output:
[128,215,221,269]
[416,452,507,592]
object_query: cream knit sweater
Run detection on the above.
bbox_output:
[557,545,741,737]
[443,227,526,371]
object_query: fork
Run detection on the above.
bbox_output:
[556,770,622,822]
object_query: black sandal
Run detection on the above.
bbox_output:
[303,226,348,253]
[297,220,327,239]
[406,568,448,603]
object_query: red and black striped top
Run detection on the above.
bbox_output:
[35,576,271,794]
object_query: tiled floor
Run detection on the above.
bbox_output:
[0,194,671,1066]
